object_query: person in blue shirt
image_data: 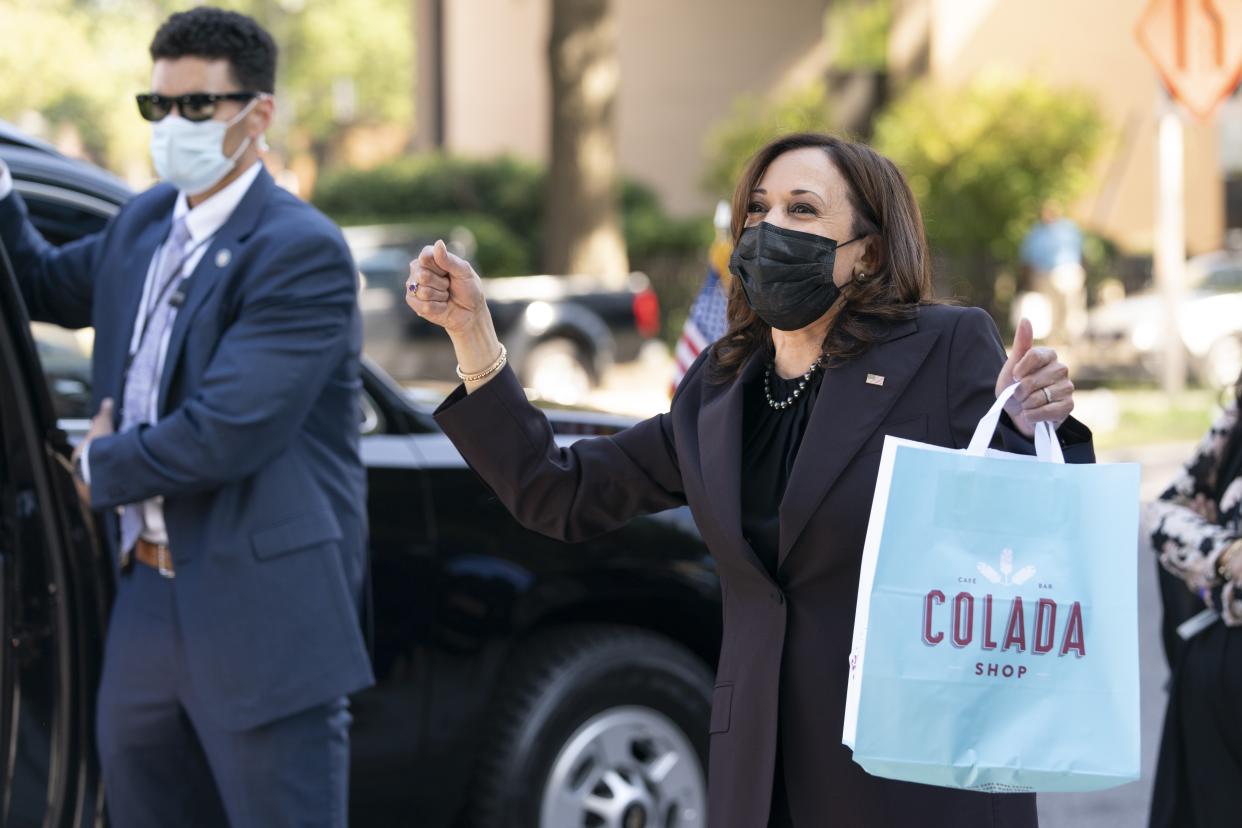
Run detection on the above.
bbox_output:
[1017,201,1086,343]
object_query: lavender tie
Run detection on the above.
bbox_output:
[119,217,190,557]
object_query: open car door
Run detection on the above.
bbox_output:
[0,238,111,827]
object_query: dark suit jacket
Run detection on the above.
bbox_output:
[434,303,1093,827]
[0,167,374,730]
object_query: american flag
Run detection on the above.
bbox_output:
[671,242,731,391]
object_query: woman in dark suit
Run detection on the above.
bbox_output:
[406,133,1093,827]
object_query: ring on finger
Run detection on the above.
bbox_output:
[1042,387,1053,405]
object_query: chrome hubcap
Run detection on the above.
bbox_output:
[540,706,707,828]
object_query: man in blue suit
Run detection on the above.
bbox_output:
[0,7,372,826]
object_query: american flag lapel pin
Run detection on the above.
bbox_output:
[866,374,885,386]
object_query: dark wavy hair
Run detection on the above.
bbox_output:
[150,6,277,93]
[706,133,936,384]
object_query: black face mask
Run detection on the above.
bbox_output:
[728,222,862,331]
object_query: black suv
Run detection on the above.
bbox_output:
[0,123,720,828]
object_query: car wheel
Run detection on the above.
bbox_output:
[467,626,712,828]
[1200,336,1242,389]
[522,338,594,405]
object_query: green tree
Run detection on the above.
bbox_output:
[825,0,892,71]
[0,0,414,177]
[872,74,1106,312]
[232,0,414,168]
[700,81,835,201]
[152,0,415,169]
[0,0,161,172]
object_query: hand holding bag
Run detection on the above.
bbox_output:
[842,384,1141,792]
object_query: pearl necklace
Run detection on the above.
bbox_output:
[764,354,827,411]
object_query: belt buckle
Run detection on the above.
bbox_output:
[155,544,175,579]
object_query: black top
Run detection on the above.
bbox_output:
[741,360,825,828]
[740,362,826,577]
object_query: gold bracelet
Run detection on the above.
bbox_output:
[456,343,507,383]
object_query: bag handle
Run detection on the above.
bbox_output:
[966,382,1065,464]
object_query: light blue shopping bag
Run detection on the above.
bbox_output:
[842,384,1141,792]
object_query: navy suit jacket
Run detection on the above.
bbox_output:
[0,166,374,730]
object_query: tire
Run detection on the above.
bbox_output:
[521,338,594,405]
[466,626,713,828]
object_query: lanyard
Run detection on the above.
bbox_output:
[125,231,213,371]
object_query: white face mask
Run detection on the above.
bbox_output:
[150,97,259,196]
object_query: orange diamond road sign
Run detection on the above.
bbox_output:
[1136,0,1242,119]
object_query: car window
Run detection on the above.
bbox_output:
[356,248,411,294]
[15,181,114,421]
[31,324,93,421]
[12,180,116,245]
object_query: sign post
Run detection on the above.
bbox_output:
[1136,0,1242,393]
[1156,94,1187,394]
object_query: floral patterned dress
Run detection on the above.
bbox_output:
[1145,401,1242,828]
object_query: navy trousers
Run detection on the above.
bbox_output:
[96,564,351,828]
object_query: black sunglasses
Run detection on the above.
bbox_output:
[135,92,259,123]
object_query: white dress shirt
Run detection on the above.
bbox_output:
[81,161,264,543]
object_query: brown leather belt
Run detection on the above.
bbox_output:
[133,539,175,578]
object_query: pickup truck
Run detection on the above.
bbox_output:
[345,223,662,404]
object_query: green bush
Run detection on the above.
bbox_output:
[314,154,707,276]
[622,180,714,264]
[826,0,892,71]
[872,74,1106,310]
[314,154,545,237]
